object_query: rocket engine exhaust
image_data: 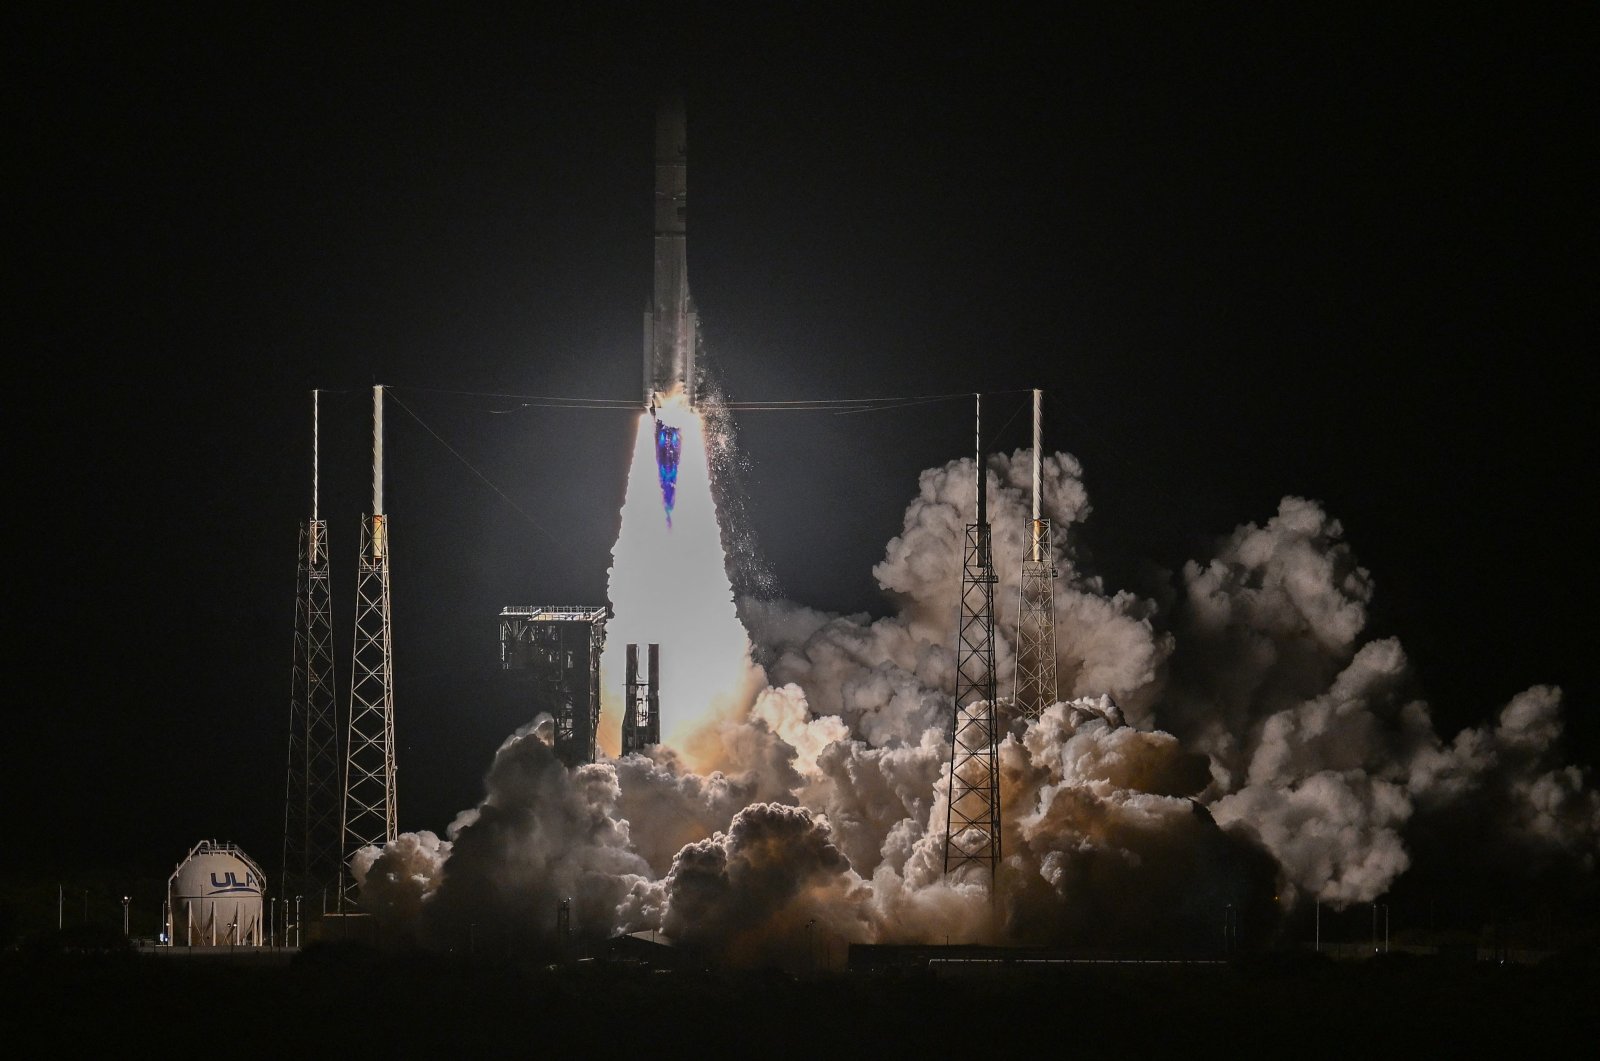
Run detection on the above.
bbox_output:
[655,418,682,525]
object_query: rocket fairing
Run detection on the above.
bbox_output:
[644,95,698,412]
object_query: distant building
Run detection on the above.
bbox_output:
[166,840,266,947]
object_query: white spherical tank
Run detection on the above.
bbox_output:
[166,840,266,946]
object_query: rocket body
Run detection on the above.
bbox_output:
[644,96,698,411]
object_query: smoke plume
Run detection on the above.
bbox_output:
[355,439,1596,963]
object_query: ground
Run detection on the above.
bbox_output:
[3,943,1595,1056]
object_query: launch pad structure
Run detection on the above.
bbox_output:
[499,606,608,766]
[944,395,1002,883]
[280,105,1054,920]
[621,643,661,755]
[341,386,397,909]
[282,390,342,904]
[1013,388,1058,719]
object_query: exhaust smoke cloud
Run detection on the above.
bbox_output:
[354,415,1598,962]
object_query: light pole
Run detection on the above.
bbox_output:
[121,896,130,937]
[295,895,303,948]
[805,919,816,973]
[1315,901,1321,953]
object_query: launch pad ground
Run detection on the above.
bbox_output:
[4,944,1594,1054]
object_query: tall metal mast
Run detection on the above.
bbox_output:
[341,385,397,908]
[1014,388,1058,719]
[944,394,1001,884]
[283,390,342,903]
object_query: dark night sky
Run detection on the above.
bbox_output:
[7,6,1595,880]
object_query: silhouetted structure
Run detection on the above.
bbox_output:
[499,606,607,765]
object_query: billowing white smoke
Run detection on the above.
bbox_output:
[355,438,1596,962]
[1165,498,1599,904]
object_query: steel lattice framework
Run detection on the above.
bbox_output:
[498,606,608,766]
[1014,389,1059,720]
[282,516,342,901]
[340,387,396,909]
[1014,521,1058,719]
[944,394,1001,883]
[341,515,396,906]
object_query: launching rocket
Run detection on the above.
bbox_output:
[644,95,698,412]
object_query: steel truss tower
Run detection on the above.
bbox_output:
[498,606,608,766]
[944,394,1001,883]
[1013,389,1058,719]
[341,385,396,908]
[621,643,661,755]
[283,390,342,903]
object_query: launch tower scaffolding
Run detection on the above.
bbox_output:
[499,606,608,766]
[944,394,1001,884]
[282,390,342,904]
[621,643,661,755]
[1013,389,1058,719]
[341,386,397,909]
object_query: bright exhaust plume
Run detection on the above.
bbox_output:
[600,396,758,755]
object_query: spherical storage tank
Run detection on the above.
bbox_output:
[167,840,266,946]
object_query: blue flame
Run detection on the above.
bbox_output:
[655,418,682,526]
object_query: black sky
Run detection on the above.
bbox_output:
[7,5,1595,878]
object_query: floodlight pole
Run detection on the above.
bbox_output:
[1014,388,1057,719]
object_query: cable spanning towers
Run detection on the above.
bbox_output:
[282,390,342,903]
[340,385,397,908]
[944,394,1001,883]
[1013,388,1058,719]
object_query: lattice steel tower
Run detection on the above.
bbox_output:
[944,394,1001,883]
[498,606,608,766]
[1013,389,1058,719]
[282,390,342,904]
[341,385,397,908]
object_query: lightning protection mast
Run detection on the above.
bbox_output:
[1013,388,1058,719]
[340,385,397,909]
[282,390,343,907]
[944,393,1001,886]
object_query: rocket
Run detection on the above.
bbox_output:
[644,95,698,412]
